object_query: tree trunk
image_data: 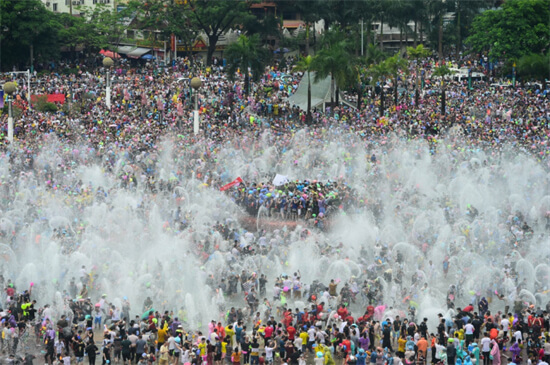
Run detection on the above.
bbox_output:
[456,6,461,59]
[357,83,362,111]
[207,34,219,66]
[438,15,443,60]
[379,17,384,51]
[394,76,398,106]
[244,72,250,96]
[307,72,311,123]
[419,18,423,43]
[330,75,335,105]
[399,28,403,49]
[335,86,339,105]
[414,21,418,47]
[305,22,310,55]
[441,86,446,118]
[379,90,384,117]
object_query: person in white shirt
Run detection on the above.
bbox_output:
[500,318,510,337]
[265,341,274,364]
[513,330,522,342]
[307,326,316,351]
[464,322,475,346]
[481,333,493,365]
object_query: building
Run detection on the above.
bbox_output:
[40,0,115,15]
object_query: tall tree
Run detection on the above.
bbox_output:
[407,44,431,105]
[187,0,255,65]
[313,29,356,107]
[466,0,550,60]
[517,52,550,89]
[225,34,269,96]
[0,0,60,71]
[432,65,452,118]
[293,55,316,123]
[384,54,408,106]
[367,61,391,117]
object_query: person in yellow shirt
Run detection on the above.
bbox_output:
[157,322,169,350]
[397,334,407,358]
[299,329,309,353]
[198,337,207,362]
[225,325,235,346]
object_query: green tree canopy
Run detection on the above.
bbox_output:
[466,0,550,60]
[187,0,256,65]
[225,34,269,95]
[0,0,60,71]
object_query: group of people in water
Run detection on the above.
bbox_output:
[0,48,547,365]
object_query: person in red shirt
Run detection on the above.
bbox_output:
[302,311,310,326]
[264,325,274,340]
[463,305,474,312]
[340,338,351,355]
[337,305,348,320]
[216,322,226,339]
[287,326,296,341]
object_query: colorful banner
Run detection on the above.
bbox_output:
[31,94,66,104]
[220,177,243,191]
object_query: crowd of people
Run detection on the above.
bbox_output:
[0,50,548,365]
[1,271,549,365]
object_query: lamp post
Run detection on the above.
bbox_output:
[102,57,114,110]
[190,77,202,135]
[3,82,16,144]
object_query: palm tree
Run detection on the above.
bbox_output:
[384,54,409,106]
[313,30,356,109]
[407,44,431,105]
[432,65,452,118]
[225,34,269,96]
[367,61,391,117]
[364,44,387,67]
[293,55,316,123]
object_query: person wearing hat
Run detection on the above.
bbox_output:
[447,339,457,365]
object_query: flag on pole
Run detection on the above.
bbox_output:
[220,177,243,191]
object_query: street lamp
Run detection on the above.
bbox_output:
[190,77,202,135]
[102,57,114,110]
[3,82,16,144]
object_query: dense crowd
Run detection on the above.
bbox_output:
[1,272,549,365]
[0,54,548,365]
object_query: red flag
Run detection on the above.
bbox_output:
[220,177,243,191]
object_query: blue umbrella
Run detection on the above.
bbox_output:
[141,54,155,60]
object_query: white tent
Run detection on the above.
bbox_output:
[286,72,332,111]
[287,72,356,111]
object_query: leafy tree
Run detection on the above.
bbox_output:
[407,44,431,105]
[466,0,550,60]
[57,13,105,61]
[79,3,138,54]
[313,30,357,107]
[517,52,550,89]
[383,54,408,106]
[187,0,255,65]
[225,34,269,95]
[367,61,391,117]
[293,55,316,123]
[0,0,60,71]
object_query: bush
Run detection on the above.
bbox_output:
[42,103,58,112]
[34,95,58,112]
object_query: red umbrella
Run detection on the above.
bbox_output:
[99,49,120,59]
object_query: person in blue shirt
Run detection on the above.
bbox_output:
[356,349,367,365]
